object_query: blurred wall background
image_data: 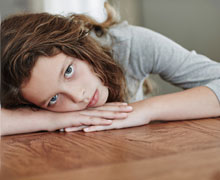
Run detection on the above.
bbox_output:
[1,0,219,95]
[117,0,220,95]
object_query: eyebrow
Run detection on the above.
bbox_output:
[39,56,70,107]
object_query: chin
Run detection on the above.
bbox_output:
[103,90,109,104]
[96,98,106,107]
[98,90,108,106]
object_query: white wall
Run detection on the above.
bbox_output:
[41,0,106,22]
[1,0,107,22]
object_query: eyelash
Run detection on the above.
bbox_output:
[48,64,75,107]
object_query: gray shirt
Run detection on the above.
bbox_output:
[91,21,220,103]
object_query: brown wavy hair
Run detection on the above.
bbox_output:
[1,2,127,109]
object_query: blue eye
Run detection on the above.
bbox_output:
[64,65,74,78]
[49,94,58,106]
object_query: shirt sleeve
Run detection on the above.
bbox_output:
[126,25,220,102]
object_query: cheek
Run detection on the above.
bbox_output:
[99,86,109,105]
[47,100,83,112]
[84,70,102,85]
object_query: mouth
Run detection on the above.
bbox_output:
[87,89,99,108]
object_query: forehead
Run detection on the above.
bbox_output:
[21,53,67,105]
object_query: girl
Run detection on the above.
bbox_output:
[1,3,220,136]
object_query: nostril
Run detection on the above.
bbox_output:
[84,98,90,103]
[74,89,88,103]
[82,89,86,96]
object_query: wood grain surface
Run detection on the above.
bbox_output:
[1,118,220,180]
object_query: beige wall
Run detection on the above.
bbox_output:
[118,0,220,62]
[142,0,220,62]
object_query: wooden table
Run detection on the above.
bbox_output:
[1,118,220,180]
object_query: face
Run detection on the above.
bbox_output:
[21,53,109,112]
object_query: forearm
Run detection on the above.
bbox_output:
[145,86,220,121]
[67,86,220,133]
[1,103,130,135]
[1,108,51,136]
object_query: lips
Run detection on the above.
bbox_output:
[87,89,99,108]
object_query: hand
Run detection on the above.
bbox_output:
[62,100,151,132]
[48,102,133,132]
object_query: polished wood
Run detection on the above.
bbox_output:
[1,118,220,180]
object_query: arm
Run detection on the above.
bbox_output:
[1,103,133,136]
[144,86,220,121]
[1,108,53,136]
[129,25,220,119]
[62,25,220,132]
[79,86,219,132]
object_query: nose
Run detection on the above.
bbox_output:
[66,86,89,104]
[74,88,85,103]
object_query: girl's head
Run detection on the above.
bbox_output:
[1,3,126,111]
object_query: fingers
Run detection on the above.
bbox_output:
[64,126,88,132]
[55,102,131,133]
[80,102,133,120]
[83,124,116,132]
[80,110,129,120]
[87,104,133,113]
[80,117,113,126]
[59,117,112,132]
[104,102,128,106]
[83,120,123,132]
[90,105,132,112]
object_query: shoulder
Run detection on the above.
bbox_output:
[108,21,168,60]
[108,22,159,78]
[108,21,157,42]
[90,21,162,77]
